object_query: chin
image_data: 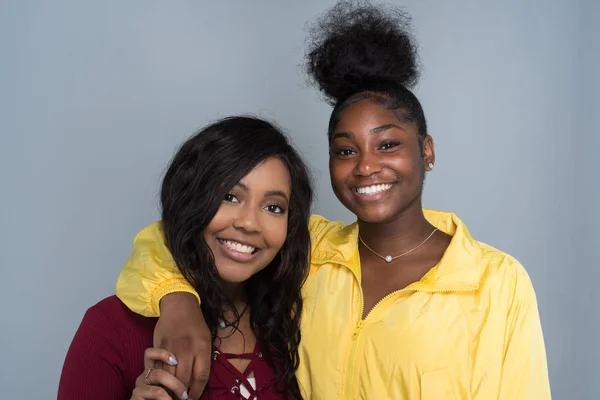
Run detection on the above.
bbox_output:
[345,193,422,224]
[355,210,397,224]
[217,268,258,284]
[343,201,393,223]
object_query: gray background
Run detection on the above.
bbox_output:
[1,0,597,398]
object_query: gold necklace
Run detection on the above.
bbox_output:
[358,228,438,263]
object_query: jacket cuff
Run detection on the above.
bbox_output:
[150,278,201,316]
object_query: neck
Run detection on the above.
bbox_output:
[222,281,247,306]
[358,202,434,256]
[219,282,249,327]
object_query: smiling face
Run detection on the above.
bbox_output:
[329,97,435,223]
[203,157,291,284]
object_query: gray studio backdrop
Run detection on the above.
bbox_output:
[1,0,598,398]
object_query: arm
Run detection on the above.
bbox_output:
[116,216,330,315]
[116,222,199,317]
[58,306,127,399]
[497,265,551,399]
[116,222,210,400]
[115,216,330,399]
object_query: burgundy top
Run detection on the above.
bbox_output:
[58,296,286,399]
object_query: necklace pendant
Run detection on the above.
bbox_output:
[385,255,393,263]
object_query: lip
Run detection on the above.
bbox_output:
[218,237,261,249]
[350,182,397,202]
[216,238,262,263]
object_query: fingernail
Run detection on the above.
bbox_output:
[169,355,178,365]
[181,390,189,400]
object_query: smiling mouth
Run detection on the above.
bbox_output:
[217,239,259,255]
[353,183,395,196]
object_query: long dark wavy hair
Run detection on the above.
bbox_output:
[306,0,428,151]
[160,116,312,399]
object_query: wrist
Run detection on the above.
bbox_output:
[159,292,199,314]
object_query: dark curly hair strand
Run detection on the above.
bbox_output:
[160,116,312,399]
[306,0,428,149]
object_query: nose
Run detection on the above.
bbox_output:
[354,150,382,177]
[232,203,262,233]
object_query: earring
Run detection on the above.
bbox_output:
[428,162,434,169]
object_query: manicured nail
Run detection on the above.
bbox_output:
[169,355,178,365]
[181,390,189,400]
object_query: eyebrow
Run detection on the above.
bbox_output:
[332,123,404,141]
[370,123,404,134]
[235,183,289,202]
[235,182,249,192]
[332,132,353,140]
[264,190,290,202]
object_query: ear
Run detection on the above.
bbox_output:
[423,135,435,171]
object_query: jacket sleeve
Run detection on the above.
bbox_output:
[498,263,551,399]
[115,222,199,317]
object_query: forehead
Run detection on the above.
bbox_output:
[335,98,415,134]
[239,157,291,195]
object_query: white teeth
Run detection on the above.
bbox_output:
[220,240,256,254]
[355,184,393,195]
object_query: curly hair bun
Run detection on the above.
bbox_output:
[306,0,420,104]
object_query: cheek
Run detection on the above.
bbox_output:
[387,154,419,176]
[202,228,218,257]
[329,162,350,187]
[204,208,229,240]
[263,218,288,250]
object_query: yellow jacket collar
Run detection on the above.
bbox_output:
[311,209,482,292]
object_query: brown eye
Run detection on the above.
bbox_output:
[334,148,355,157]
[379,141,401,150]
[224,193,239,203]
[264,204,285,214]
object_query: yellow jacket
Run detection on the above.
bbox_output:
[116,210,551,399]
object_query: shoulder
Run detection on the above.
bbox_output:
[478,242,528,278]
[308,214,332,238]
[83,296,157,338]
[127,221,176,269]
[476,243,537,304]
[59,296,155,397]
[309,214,353,245]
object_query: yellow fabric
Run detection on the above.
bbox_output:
[116,222,200,316]
[116,210,551,399]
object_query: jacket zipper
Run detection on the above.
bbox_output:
[345,286,476,400]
